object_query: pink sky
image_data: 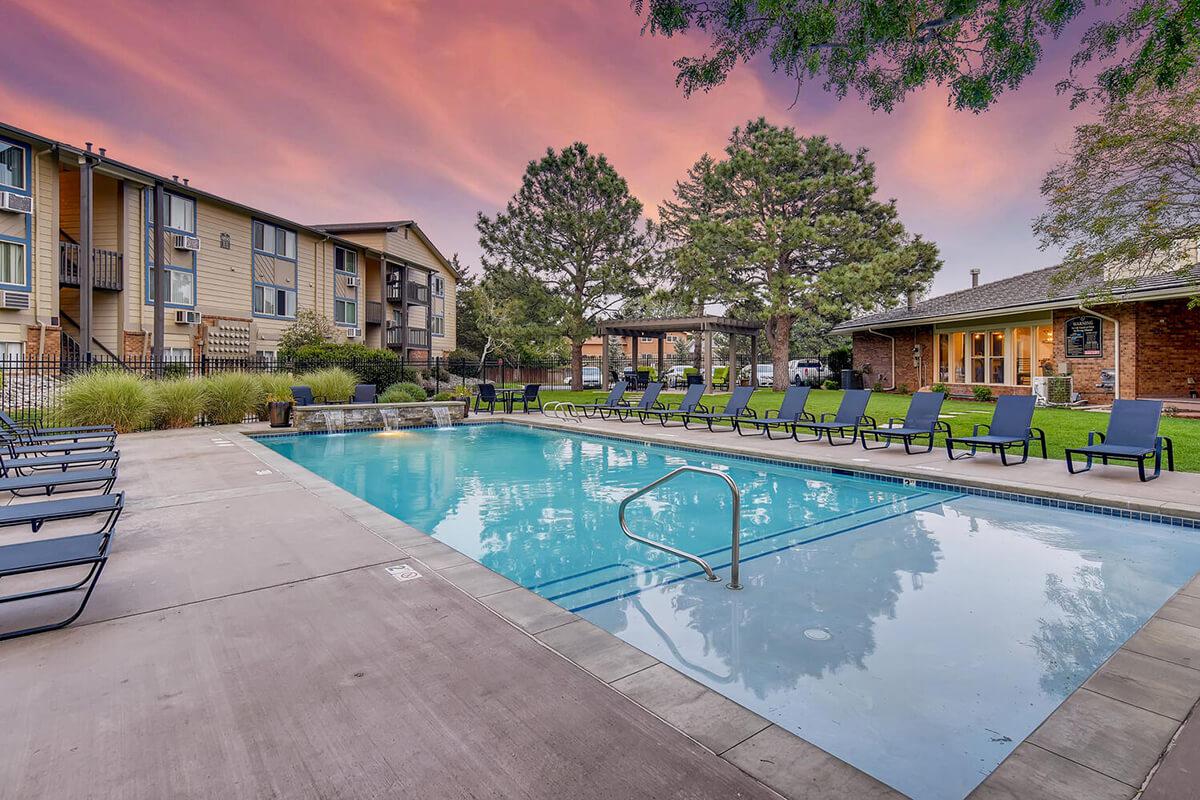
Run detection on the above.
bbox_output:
[2,0,1092,295]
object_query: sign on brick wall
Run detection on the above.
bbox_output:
[1064,315,1102,358]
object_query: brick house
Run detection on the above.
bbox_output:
[833,267,1200,405]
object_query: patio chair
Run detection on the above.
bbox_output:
[793,390,875,446]
[683,386,757,432]
[945,395,1046,465]
[0,491,124,533]
[712,366,730,391]
[515,384,542,413]
[352,384,377,404]
[685,372,704,386]
[0,412,115,444]
[2,434,115,459]
[638,383,708,427]
[0,451,120,477]
[613,382,665,421]
[291,386,316,406]
[577,381,629,418]
[860,392,951,454]
[1064,399,1174,481]
[737,385,814,439]
[0,464,117,498]
[0,492,123,640]
[474,383,499,414]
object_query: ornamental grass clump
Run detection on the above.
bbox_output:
[259,372,297,403]
[149,377,206,428]
[297,367,357,404]
[203,371,265,424]
[379,381,427,403]
[60,369,153,433]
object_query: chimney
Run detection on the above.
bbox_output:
[970,268,981,288]
[182,178,189,186]
[906,290,917,310]
[171,175,179,183]
[98,147,106,157]
[84,141,93,153]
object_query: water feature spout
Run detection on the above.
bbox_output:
[431,406,453,430]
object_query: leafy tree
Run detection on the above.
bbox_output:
[632,0,1199,111]
[1034,74,1200,299]
[477,143,655,385]
[684,119,940,389]
[456,271,564,367]
[278,309,338,357]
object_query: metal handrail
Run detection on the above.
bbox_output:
[543,401,581,422]
[619,466,742,590]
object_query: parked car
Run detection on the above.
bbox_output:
[788,359,831,384]
[564,366,602,389]
[739,364,774,387]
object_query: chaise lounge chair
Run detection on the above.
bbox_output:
[0,412,115,444]
[0,465,118,497]
[577,381,629,419]
[945,395,1046,465]
[638,383,707,427]
[793,390,875,446]
[0,451,121,477]
[613,382,664,421]
[2,434,115,459]
[0,491,123,640]
[737,385,814,439]
[860,391,951,454]
[1064,399,1174,481]
[683,386,757,432]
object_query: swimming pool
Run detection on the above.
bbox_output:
[262,423,1200,800]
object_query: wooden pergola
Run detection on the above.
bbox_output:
[596,315,764,388]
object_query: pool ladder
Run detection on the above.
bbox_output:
[618,466,742,590]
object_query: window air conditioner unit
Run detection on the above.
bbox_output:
[346,327,361,339]
[173,234,201,251]
[175,309,202,325]
[345,275,359,288]
[0,291,30,310]
[0,192,33,215]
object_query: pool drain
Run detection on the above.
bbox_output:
[803,627,832,641]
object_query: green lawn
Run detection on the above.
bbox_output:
[537,388,1200,473]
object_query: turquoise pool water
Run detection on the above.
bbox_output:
[262,424,1200,800]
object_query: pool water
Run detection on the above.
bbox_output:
[263,424,1200,800]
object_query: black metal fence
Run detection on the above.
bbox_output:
[0,352,834,427]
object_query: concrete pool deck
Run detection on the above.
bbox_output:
[2,418,1199,799]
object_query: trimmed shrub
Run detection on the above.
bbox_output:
[150,377,206,428]
[259,372,297,403]
[286,342,405,389]
[298,367,358,404]
[203,372,264,424]
[380,381,427,403]
[61,370,153,433]
[821,378,838,390]
[930,382,948,396]
[971,385,995,402]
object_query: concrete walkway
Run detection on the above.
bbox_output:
[0,427,780,800]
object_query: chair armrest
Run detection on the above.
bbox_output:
[1028,426,1045,439]
[800,411,816,422]
[695,404,710,414]
[764,409,780,419]
[820,412,836,421]
[972,423,990,436]
[860,415,877,427]
[740,409,758,418]
[1087,430,1105,445]
[886,417,903,426]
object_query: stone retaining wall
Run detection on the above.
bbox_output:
[292,401,467,432]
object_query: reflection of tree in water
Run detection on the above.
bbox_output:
[1031,565,1141,696]
[622,511,943,700]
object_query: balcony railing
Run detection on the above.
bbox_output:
[386,280,403,303]
[365,301,383,325]
[384,324,430,349]
[59,242,123,291]
[407,326,430,349]
[407,281,429,304]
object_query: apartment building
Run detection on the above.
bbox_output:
[0,122,457,364]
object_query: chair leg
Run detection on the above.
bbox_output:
[0,556,109,641]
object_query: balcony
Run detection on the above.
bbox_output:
[385,324,431,350]
[407,327,431,349]
[365,301,383,325]
[407,281,429,304]
[59,242,123,291]
[386,280,403,303]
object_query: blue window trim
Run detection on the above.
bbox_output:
[142,188,197,310]
[333,245,358,328]
[0,136,32,293]
[251,219,298,320]
[431,273,445,338]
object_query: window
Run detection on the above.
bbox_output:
[0,142,25,191]
[0,241,25,285]
[335,299,357,325]
[431,316,445,336]
[936,334,949,383]
[989,330,1006,384]
[430,274,445,337]
[165,347,192,363]
[147,269,195,306]
[256,350,277,365]
[1015,328,1032,386]
[335,247,357,274]
[148,192,195,233]
[1036,325,1055,376]
[252,221,296,260]
[432,275,445,296]
[0,341,24,360]
[253,285,296,318]
[970,332,986,383]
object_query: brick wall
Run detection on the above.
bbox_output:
[851,327,935,391]
[123,330,148,361]
[1131,299,1200,398]
[1052,305,1137,403]
[25,325,61,359]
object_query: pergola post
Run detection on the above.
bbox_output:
[631,335,639,385]
[749,336,759,382]
[702,330,713,389]
[599,331,610,389]
[728,333,738,389]
[656,335,665,381]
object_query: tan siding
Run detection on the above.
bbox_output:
[125,183,145,328]
[92,174,120,252]
[331,231,386,253]
[59,169,79,241]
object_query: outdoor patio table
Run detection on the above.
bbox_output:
[492,388,522,412]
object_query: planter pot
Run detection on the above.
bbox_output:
[461,399,470,419]
[268,401,293,428]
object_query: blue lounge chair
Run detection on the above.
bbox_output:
[291,386,316,406]
[474,383,499,414]
[737,385,814,439]
[860,392,951,454]
[0,492,123,640]
[945,395,1046,465]
[639,383,707,426]
[0,412,115,444]
[0,451,120,476]
[793,390,875,446]
[683,386,756,432]
[515,384,542,413]
[3,434,115,458]
[352,384,377,404]
[614,382,665,421]
[0,466,117,497]
[1065,399,1174,481]
[578,381,629,418]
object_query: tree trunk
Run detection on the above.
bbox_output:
[769,314,793,391]
[571,340,584,390]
